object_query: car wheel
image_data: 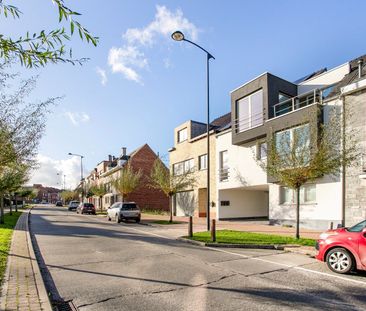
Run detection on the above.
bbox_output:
[107,215,111,221]
[136,218,140,223]
[326,248,354,274]
[115,214,121,223]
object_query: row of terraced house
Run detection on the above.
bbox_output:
[169,54,366,230]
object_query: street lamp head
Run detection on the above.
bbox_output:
[171,31,184,41]
[68,152,72,155]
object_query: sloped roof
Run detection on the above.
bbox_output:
[326,54,366,99]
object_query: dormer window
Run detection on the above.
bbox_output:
[177,128,188,143]
[235,89,263,133]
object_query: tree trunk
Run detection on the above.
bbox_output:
[100,196,103,212]
[188,216,193,237]
[0,195,4,224]
[15,194,18,212]
[9,195,13,215]
[169,195,173,223]
[295,187,300,239]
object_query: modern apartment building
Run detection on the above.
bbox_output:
[169,114,230,217]
[84,144,169,212]
[216,54,366,229]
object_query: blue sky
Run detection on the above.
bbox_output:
[2,0,366,188]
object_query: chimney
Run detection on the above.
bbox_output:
[108,154,112,162]
[358,59,363,79]
[122,147,127,157]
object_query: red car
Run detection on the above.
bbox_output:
[316,220,366,274]
[76,203,96,215]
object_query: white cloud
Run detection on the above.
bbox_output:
[123,5,198,46]
[96,67,108,85]
[64,112,90,126]
[28,154,83,189]
[108,5,198,84]
[108,46,148,83]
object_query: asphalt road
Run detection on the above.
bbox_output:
[30,206,366,311]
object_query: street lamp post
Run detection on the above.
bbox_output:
[172,30,215,231]
[68,152,85,201]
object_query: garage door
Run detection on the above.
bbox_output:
[175,191,195,216]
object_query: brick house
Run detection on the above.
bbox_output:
[85,144,169,212]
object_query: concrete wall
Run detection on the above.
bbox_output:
[218,189,268,219]
[216,130,267,190]
[269,178,342,230]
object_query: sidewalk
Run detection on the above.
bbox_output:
[0,210,51,311]
[141,213,323,239]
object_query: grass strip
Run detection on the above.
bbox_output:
[188,230,316,247]
[0,211,22,283]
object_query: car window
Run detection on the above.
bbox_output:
[110,203,117,209]
[84,203,94,207]
[347,220,366,232]
[121,203,138,210]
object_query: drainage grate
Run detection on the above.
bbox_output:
[53,300,78,311]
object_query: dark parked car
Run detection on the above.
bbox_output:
[68,201,80,211]
[77,202,96,215]
[55,201,63,207]
[316,220,366,274]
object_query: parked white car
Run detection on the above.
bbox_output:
[107,202,141,223]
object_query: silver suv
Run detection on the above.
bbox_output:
[68,201,80,211]
[107,202,141,223]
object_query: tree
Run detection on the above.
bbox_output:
[60,190,78,204]
[18,188,35,207]
[258,107,359,239]
[0,163,29,223]
[0,0,98,67]
[149,159,196,223]
[112,164,142,202]
[90,184,107,212]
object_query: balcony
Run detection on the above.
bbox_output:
[219,168,230,182]
[273,85,335,118]
[234,111,264,134]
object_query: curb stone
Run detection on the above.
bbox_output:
[27,208,53,311]
[177,237,316,257]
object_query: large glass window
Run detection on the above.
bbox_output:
[236,89,263,132]
[173,159,194,175]
[280,184,316,204]
[275,124,310,163]
[177,128,188,143]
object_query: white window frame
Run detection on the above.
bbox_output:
[199,154,207,170]
[279,184,316,205]
[177,128,188,143]
[236,89,263,132]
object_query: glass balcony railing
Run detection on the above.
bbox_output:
[273,85,336,117]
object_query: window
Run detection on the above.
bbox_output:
[219,150,229,181]
[280,184,316,204]
[221,201,230,206]
[280,187,293,204]
[257,142,267,159]
[173,159,194,175]
[177,128,188,143]
[278,92,292,103]
[236,89,263,132]
[199,154,207,170]
[275,124,310,163]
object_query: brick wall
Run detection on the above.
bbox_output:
[126,144,169,212]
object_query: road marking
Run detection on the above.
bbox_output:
[121,224,366,287]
